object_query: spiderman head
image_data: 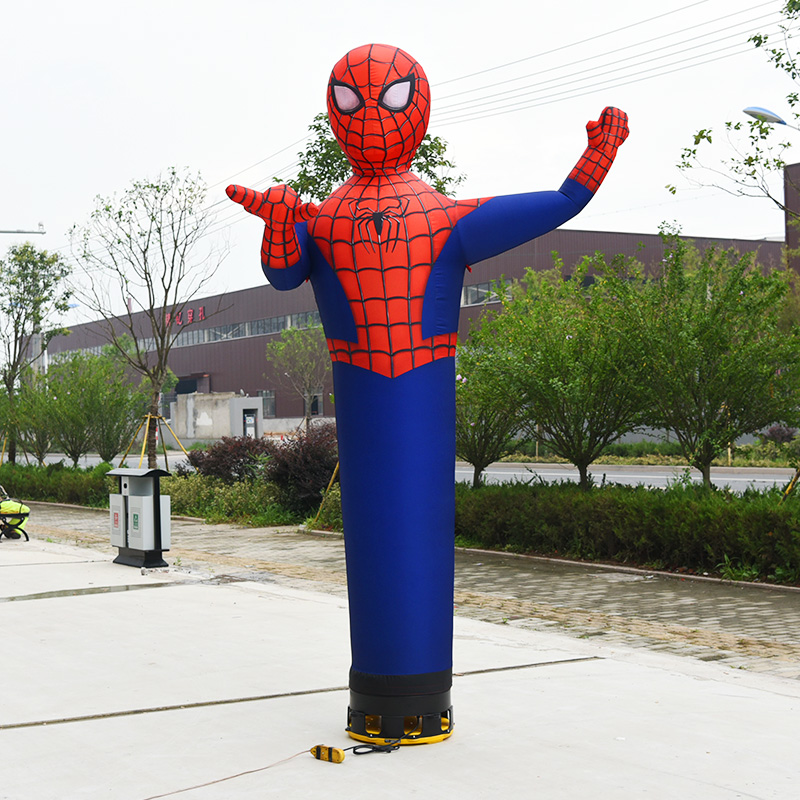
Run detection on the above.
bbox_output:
[327,44,430,175]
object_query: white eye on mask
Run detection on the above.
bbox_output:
[332,82,364,114]
[379,76,414,112]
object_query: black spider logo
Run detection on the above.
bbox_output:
[349,196,408,252]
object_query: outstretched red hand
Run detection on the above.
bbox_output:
[226,184,318,269]
[225,184,318,228]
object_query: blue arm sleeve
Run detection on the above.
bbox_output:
[260,222,313,290]
[454,178,594,265]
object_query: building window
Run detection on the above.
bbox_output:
[161,392,177,420]
[207,322,247,342]
[258,389,276,418]
[175,327,206,347]
[252,316,287,336]
[462,282,502,307]
[290,310,322,329]
[304,389,323,417]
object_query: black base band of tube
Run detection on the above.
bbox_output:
[348,688,451,717]
[349,667,452,697]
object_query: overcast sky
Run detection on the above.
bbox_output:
[1,0,796,321]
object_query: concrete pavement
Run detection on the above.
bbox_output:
[2,502,800,798]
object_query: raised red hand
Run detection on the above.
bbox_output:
[568,107,629,193]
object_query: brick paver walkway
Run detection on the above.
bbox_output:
[25,502,800,679]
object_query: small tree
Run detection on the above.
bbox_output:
[277,112,465,202]
[48,353,98,466]
[481,256,651,489]
[0,387,9,458]
[265,325,331,430]
[0,242,71,463]
[632,230,800,487]
[46,350,148,465]
[16,372,56,465]
[71,168,227,468]
[90,357,149,463]
[455,330,526,488]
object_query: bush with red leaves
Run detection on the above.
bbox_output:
[263,423,338,515]
[182,436,274,484]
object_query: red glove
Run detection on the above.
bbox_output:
[226,184,318,268]
[568,107,629,193]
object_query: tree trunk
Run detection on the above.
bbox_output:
[6,391,17,464]
[472,464,483,489]
[578,463,590,491]
[7,435,17,465]
[146,392,160,469]
[699,461,712,488]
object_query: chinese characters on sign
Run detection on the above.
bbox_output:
[166,306,205,327]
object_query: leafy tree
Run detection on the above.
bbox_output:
[71,167,226,468]
[48,353,99,466]
[480,255,650,489]
[89,356,149,463]
[632,230,800,487]
[16,372,56,465]
[0,242,71,463]
[0,387,8,459]
[277,112,465,201]
[455,330,527,488]
[671,2,800,217]
[46,350,148,465]
[265,324,331,430]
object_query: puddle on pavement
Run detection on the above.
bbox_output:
[1,572,252,603]
[0,583,179,603]
[589,572,655,583]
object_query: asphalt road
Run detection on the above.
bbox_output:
[24,453,797,493]
[455,461,796,492]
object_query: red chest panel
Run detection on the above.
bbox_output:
[308,172,479,378]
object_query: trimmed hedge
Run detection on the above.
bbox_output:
[0,462,113,507]
[454,482,800,583]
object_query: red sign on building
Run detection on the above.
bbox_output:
[166,306,205,327]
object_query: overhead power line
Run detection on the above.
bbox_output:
[434,0,722,86]
[434,8,781,112]
[432,37,778,126]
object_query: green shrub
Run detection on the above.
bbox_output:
[161,473,297,526]
[0,462,111,507]
[454,481,800,584]
[308,483,343,532]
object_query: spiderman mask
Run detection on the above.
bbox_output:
[326,43,431,174]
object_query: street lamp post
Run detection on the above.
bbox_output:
[0,222,45,235]
[743,106,800,131]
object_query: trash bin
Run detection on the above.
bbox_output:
[108,468,171,568]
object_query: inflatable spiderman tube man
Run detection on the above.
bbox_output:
[227,43,628,745]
